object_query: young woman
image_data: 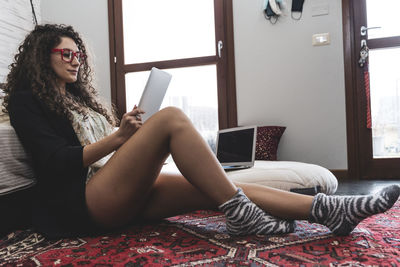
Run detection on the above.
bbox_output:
[3,24,399,238]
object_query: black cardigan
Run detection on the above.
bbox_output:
[8,90,90,237]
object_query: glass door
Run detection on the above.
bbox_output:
[352,0,400,178]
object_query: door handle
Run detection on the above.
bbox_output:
[360,26,381,36]
[218,40,223,58]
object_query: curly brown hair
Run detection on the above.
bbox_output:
[2,24,118,126]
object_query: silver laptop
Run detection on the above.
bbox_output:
[216,126,257,171]
[138,67,172,122]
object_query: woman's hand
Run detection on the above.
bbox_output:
[83,106,144,167]
[116,106,145,144]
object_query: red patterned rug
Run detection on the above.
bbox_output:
[1,201,399,266]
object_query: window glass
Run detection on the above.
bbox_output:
[125,65,219,151]
[370,48,400,158]
[122,0,216,64]
[366,0,400,39]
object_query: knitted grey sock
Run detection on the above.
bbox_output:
[309,185,400,236]
[218,188,296,236]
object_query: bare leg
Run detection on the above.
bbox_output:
[138,173,217,221]
[86,107,238,227]
[139,174,313,221]
[236,183,313,220]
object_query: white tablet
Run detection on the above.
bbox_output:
[138,67,172,122]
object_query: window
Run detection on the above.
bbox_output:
[108,0,237,148]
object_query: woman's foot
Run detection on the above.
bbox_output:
[219,188,296,236]
[309,185,400,235]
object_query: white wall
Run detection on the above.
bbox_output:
[233,0,347,169]
[0,0,40,82]
[40,0,348,170]
[40,0,111,102]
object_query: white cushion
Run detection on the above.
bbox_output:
[0,121,36,195]
[226,161,337,194]
[162,160,338,195]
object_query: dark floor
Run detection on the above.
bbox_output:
[335,179,400,195]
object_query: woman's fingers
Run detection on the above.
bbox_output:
[129,106,145,115]
[126,117,142,125]
[117,108,144,143]
[125,110,142,117]
[123,108,145,121]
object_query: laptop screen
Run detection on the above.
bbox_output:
[216,126,256,165]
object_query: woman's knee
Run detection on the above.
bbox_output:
[159,106,187,119]
[156,106,191,129]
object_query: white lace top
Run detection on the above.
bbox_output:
[71,109,115,183]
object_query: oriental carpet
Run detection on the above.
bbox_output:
[1,201,399,266]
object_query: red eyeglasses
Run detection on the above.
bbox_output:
[51,48,87,64]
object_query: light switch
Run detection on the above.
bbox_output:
[312,33,330,46]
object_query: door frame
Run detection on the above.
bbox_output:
[342,0,360,179]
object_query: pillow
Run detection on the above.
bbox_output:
[255,126,285,160]
[0,115,36,235]
[0,121,36,195]
[162,160,338,195]
[226,160,338,195]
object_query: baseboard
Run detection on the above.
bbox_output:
[330,169,348,180]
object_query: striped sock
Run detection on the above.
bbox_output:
[218,188,296,236]
[309,185,400,236]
